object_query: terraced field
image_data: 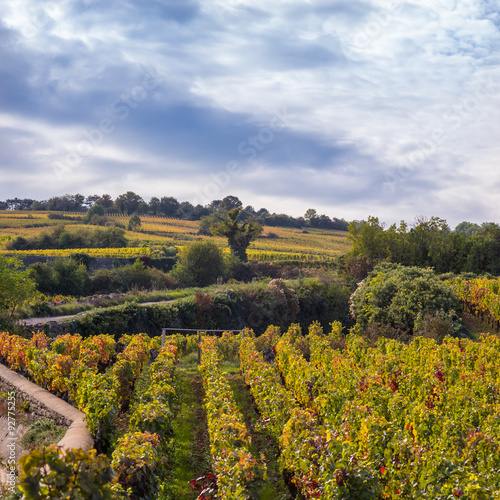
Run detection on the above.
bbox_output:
[0,211,350,264]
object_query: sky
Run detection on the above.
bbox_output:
[0,0,499,227]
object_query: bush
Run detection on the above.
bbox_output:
[171,240,225,287]
[350,263,460,336]
[65,278,353,337]
[0,255,38,330]
[29,258,174,296]
[89,269,123,294]
[69,252,92,268]
[6,225,127,250]
[109,260,173,292]
[29,259,90,297]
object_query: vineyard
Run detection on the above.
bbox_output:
[0,247,152,258]
[1,323,500,499]
[447,276,500,331]
[0,211,349,266]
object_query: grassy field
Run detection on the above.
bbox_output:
[0,211,351,264]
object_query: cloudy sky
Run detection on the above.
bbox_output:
[0,0,499,226]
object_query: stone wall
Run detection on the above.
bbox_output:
[20,320,72,337]
[0,364,93,451]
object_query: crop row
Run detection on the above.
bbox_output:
[0,331,152,439]
[448,276,500,326]
[239,333,327,497]
[0,247,151,257]
[200,336,266,499]
[111,342,178,498]
[15,336,179,499]
[270,323,500,498]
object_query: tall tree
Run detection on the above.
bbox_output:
[220,195,242,212]
[114,192,144,215]
[347,216,388,265]
[159,196,180,217]
[304,208,318,225]
[210,208,263,262]
[149,197,160,215]
[95,194,114,209]
[85,194,100,208]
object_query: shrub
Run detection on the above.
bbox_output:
[0,255,37,330]
[350,263,460,335]
[30,259,90,296]
[171,240,225,287]
[6,225,127,250]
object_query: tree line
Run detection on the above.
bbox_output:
[0,193,348,231]
[345,216,500,277]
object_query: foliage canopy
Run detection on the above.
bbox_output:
[350,262,460,335]
[0,254,37,328]
[210,208,263,262]
[171,240,225,287]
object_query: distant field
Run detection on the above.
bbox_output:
[0,211,351,263]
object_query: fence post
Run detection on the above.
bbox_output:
[161,328,166,347]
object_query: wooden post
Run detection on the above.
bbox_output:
[161,328,166,347]
[197,331,202,365]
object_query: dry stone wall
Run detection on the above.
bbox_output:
[0,364,93,451]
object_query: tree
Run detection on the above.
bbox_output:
[84,205,105,224]
[149,197,160,215]
[197,215,214,236]
[0,255,38,328]
[159,196,180,217]
[210,208,263,262]
[177,201,195,220]
[6,198,35,210]
[128,215,142,231]
[114,192,144,215]
[304,208,318,225]
[171,241,225,287]
[85,194,100,207]
[220,195,242,212]
[95,194,114,209]
[407,216,450,268]
[347,216,388,265]
[45,194,85,212]
[455,221,481,236]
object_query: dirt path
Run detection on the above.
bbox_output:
[19,299,176,326]
[168,362,211,500]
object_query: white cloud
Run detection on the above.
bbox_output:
[0,0,499,225]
